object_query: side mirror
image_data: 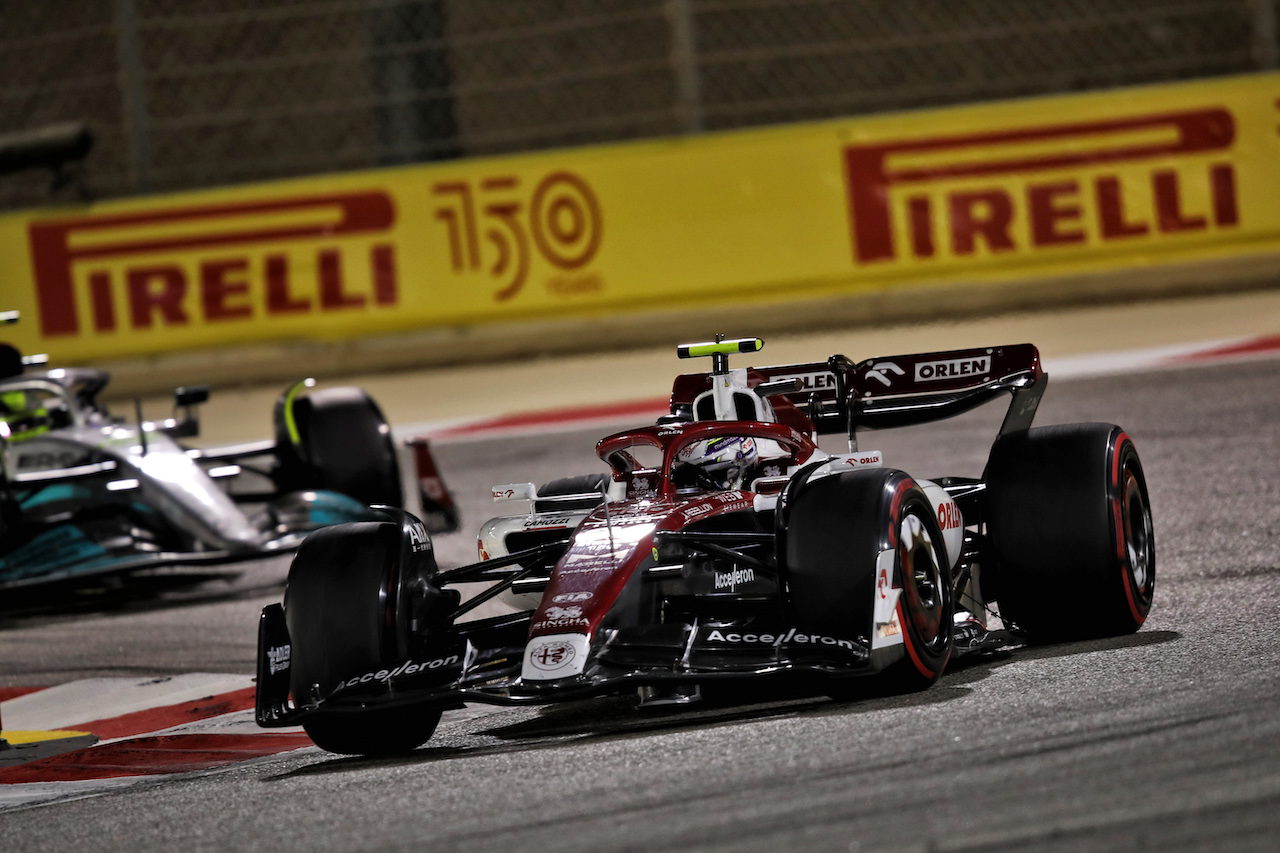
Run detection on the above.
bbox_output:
[651,531,686,564]
[175,385,210,407]
[167,385,210,440]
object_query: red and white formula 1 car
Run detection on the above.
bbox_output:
[257,337,1154,755]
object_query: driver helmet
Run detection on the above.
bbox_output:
[0,389,51,442]
[675,435,758,491]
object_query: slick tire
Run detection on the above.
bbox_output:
[279,387,403,508]
[984,423,1155,642]
[785,469,954,698]
[284,522,440,755]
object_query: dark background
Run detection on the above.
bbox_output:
[4,0,1278,209]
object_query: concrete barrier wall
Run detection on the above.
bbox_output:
[4,71,1280,365]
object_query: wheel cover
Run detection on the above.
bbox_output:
[1122,462,1154,600]
[898,512,944,649]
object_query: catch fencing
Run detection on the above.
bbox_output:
[2,0,1278,210]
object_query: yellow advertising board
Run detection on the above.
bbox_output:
[3,71,1279,362]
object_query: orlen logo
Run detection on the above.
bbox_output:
[915,356,990,382]
[937,500,962,532]
[843,450,883,469]
[844,107,1238,264]
[28,192,398,337]
[791,371,837,391]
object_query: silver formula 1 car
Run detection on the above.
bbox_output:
[256,337,1155,755]
[0,311,459,592]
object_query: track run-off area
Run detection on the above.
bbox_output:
[2,289,1279,852]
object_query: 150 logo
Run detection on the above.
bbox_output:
[432,171,603,302]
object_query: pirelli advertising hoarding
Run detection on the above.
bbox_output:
[3,72,1279,362]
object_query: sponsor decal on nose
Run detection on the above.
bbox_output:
[522,633,590,681]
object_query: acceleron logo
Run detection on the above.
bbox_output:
[27,191,400,338]
[842,106,1239,264]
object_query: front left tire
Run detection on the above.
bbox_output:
[784,468,954,697]
[284,522,441,755]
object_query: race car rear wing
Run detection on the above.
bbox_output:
[670,343,1046,444]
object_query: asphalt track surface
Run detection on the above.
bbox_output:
[3,352,1280,852]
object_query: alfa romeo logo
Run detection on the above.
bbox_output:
[530,640,577,671]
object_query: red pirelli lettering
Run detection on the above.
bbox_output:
[372,244,398,305]
[200,259,252,321]
[907,196,934,258]
[127,266,188,329]
[1153,170,1206,232]
[844,107,1237,263]
[949,190,1015,255]
[27,192,397,336]
[265,254,309,315]
[1028,181,1086,247]
[1211,164,1238,226]
[88,271,115,332]
[1096,177,1150,239]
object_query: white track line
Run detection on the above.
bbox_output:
[2,674,253,732]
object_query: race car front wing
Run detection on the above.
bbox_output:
[255,601,876,727]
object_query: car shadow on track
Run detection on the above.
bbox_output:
[1015,627,1179,658]
[268,681,975,780]
[267,630,1180,780]
[940,629,1181,689]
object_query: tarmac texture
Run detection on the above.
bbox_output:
[2,301,1278,851]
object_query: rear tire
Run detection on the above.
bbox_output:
[535,474,608,512]
[785,469,954,697]
[284,522,440,755]
[985,423,1154,642]
[276,386,403,508]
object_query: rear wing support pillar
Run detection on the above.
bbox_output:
[997,373,1048,437]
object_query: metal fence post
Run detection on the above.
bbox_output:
[369,0,459,165]
[1253,0,1278,69]
[114,0,152,192]
[666,0,703,134]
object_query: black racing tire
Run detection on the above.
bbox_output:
[277,386,403,508]
[284,522,440,755]
[785,469,954,697]
[984,423,1155,642]
[534,474,608,512]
